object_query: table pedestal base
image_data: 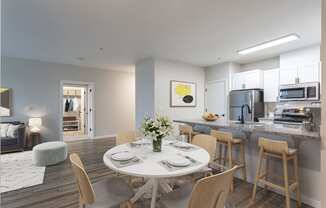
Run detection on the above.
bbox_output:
[130,178,173,208]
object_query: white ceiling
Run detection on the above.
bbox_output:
[2,0,321,71]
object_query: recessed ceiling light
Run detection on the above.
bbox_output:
[237,34,300,55]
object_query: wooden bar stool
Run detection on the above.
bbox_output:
[251,137,301,208]
[179,124,196,143]
[210,130,247,192]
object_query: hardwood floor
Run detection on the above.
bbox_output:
[1,138,311,208]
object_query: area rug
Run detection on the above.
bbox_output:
[0,151,46,193]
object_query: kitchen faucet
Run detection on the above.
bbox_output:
[239,104,252,124]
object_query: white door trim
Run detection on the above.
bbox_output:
[205,79,228,119]
[59,80,95,141]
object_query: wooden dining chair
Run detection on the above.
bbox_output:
[116,131,140,145]
[187,134,217,179]
[179,125,195,143]
[191,134,217,163]
[70,153,134,208]
[160,166,238,208]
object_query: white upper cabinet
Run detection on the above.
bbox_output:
[279,62,320,85]
[263,69,280,102]
[297,62,320,83]
[232,70,263,90]
[279,66,298,85]
[232,73,243,90]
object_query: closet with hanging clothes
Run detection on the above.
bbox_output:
[62,87,86,137]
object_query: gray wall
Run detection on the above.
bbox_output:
[1,57,135,141]
[155,58,205,120]
[135,58,155,128]
[240,57,280,71]
[135,58,205,127]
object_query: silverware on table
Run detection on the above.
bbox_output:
[184,155,196,163]
[120,158,140,165]
[162,161,173,169]
[110,151,129,156]
[177,153,196,163]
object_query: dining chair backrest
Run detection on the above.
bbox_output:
[70,153,96,205]
[192,134,216,162]
[210,130,233,143]
[179,125,193,135]
[258,137,289,154]
[188,166,238,208]
[116,130,140,145]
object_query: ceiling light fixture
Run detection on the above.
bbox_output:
[237,34,300,55]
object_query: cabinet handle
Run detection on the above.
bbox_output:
[295,77,300,84]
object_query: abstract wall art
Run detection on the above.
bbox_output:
[170,80,196,107]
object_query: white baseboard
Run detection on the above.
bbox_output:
[92,134,117,140]
[235,174,321,208]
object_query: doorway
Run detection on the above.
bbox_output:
[59,81,94,141]
[205,80,227,118]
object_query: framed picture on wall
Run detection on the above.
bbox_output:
[0,88,12,117]
[170,80,197,107]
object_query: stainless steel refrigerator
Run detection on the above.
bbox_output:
[229,89,264,122]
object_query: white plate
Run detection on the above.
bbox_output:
[111,152,135,161]
[174,142,191,148]
[132,140,143,145]
[167,157,190,167]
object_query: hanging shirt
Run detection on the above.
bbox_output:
[68,99,74,112]
[73,97,79,111]
[65,99,70,112]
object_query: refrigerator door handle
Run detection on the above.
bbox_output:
[249,91,253,121]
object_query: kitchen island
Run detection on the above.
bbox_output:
[174,118,320,140]
[174,118,321,208]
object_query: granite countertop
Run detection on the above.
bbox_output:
[174,118,321,140]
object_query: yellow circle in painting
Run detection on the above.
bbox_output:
[175,84,191,96]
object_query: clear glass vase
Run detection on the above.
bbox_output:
[152,136,162,152]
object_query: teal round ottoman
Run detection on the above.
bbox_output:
[32,141,68,166]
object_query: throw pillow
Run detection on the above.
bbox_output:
[7,124,20,138]
[0,123,10,137]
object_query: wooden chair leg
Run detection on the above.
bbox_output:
[240,143,247,181]
[120,201,133,208]
[227,142,234,192]
[128,176,132,186]
[223,144,228,167]
[218,143,223,166]
[282,153,291,208]
[294,153,301,207]
[264,156,270,190]
[252,148,264,202]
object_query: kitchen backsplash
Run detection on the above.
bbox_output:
[264,102,277,117]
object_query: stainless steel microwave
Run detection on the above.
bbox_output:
[279,82,320,102]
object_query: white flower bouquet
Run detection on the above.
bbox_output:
[141,115,173,152]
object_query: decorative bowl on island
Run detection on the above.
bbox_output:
[202,112,218,121]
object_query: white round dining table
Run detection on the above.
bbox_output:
[103,141,210,208]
